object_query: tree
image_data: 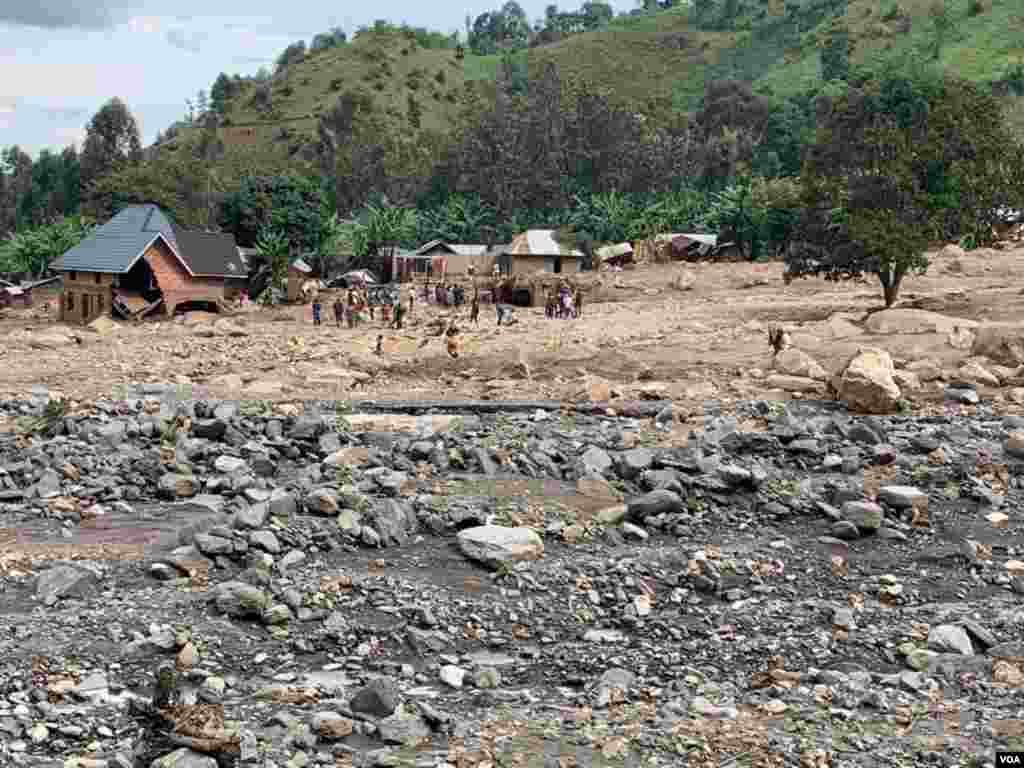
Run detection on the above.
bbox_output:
[820,20,851,81]
[218,175,327,249]
[195,89,209,118]
[0,216,94,278]
[80,98,143,189]
[275,40,307,74]
[254,228,290,302]
[786,74,1024,307]
[407,94,422,130]
[929,0,952,60]
[210,73,232,115]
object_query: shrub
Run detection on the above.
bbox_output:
[967,0,984,15]
[329,78,343,91]
[435,69,446,85]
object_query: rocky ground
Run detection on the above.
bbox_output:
[1,381,1024,768]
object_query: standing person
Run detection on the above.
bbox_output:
[574,287,583,318]
[333,296,344,328]
[312,296,322,326]
[346,289,356,329]
[407,284,415,319]
[470,292,480,324]
[391,291,404,330]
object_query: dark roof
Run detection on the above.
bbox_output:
[51,204,242,278]
[171,226,246,278]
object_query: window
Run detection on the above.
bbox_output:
[69,271,77,281]
[95,273,102,284]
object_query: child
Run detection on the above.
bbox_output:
[312,297,322,326]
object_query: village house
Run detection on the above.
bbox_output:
[410,239,495,278]
[51,204,246,325]
[287,258,313,302]
[500,230,584,275]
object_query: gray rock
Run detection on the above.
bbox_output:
[248,530,281,554]
[192,419,227,440]
[150,748,217,768]
[841,500,884,532]
[194,533,233,556]
[36,565,98,605]
[928,624,974,656]
[830,521,860,540]
[377,710,431,746]
[349,677,400,718]
[267,489,297,518]
[213,455,247,474]
[945,387,979,404]
[370,499,416,546]
[234,502,269,530]
[457,525,544,568]
[877,485,928,509]
[289,416,326,441]
[628,489,684,520]
[592,667,635,708]
[212,581,268,618]
[34,468,62,498]
[158,473,199,499]
[961,620,997,650]
[579,446,613,475]
[617,448,654,480]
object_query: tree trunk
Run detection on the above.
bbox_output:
[879,267,905,308]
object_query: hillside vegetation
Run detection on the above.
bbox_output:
[169,0,1024,156]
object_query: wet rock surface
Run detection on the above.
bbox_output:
[1,390,1024,766]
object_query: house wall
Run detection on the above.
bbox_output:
[59,270,115,324]
[144,238,225,313]
[510,255,548,275]
[421,246,495,276]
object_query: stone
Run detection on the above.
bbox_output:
[349,677,399,718]
[865,309,977,336]
[928,624,974,656]
[592,668,635,708]
[249,530,281,554]
[617,448,654,480]
[877,485,927,509]
[457,525,544,568]
[627,489,684,520]
[192,419,227,440]
[150,749,217,768]
[234,502,269,530]
[311,712,354,739]
[773,348,828,381]
[194,533,233,556]
[1005,432,1024,460]
[36,565,98,605]
[971,324,1024,366]
[213,455,247,474]
[906,359,943,382]
[579,446,613,475]
[841,501,884,532]
[834,348,901,415]
[945,386,979,404]
[957,360,1000,388]
[764,374,825,394]
[439,665,466,688]
[159,473,198,499]
[307,488,339,515]
[212,581,269,618]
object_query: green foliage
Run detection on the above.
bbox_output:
[14,397,69,437]
[786,73,1024,307]
[0,215,94,277]
[218,175,328,249]
[703,177,765,259]
[255,229,290,294]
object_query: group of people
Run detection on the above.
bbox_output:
[310,282,416,331]
[545,282,583,319]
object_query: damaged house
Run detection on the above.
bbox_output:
[51,204,246,324]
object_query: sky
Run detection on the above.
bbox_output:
[0,0,632,158]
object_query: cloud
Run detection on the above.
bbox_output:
[0,104,14,115]
[0,0,113,29]
[166,26,205,52]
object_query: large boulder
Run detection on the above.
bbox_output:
[865,309,977,336]
[773,349,827,381]
[833,348,901,415]
[457,525,544,569]
[971,324,1024,366]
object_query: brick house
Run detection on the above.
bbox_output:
[51,204,246,324]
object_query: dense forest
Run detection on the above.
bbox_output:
[2,0,1024,306]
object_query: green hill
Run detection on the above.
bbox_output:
[158,0,1024,161]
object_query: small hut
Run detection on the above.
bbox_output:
[287,258,313,302]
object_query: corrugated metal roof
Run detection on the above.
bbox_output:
[447,244,488,256]
[673,233,718,246]
[509,230,583,257]
[51,231,164,274]
[172,228,246,277]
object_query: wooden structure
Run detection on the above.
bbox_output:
[412,240,493,276]
[51,204,245,325]
[502,230,584,275]
[287,258,313,302]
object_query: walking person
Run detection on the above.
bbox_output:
[407,285,415,319]
[470,292,480,325]
[312,297,322,326]
[574,287,583,318]
[333,296,344,328]
[391,291,404,330]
